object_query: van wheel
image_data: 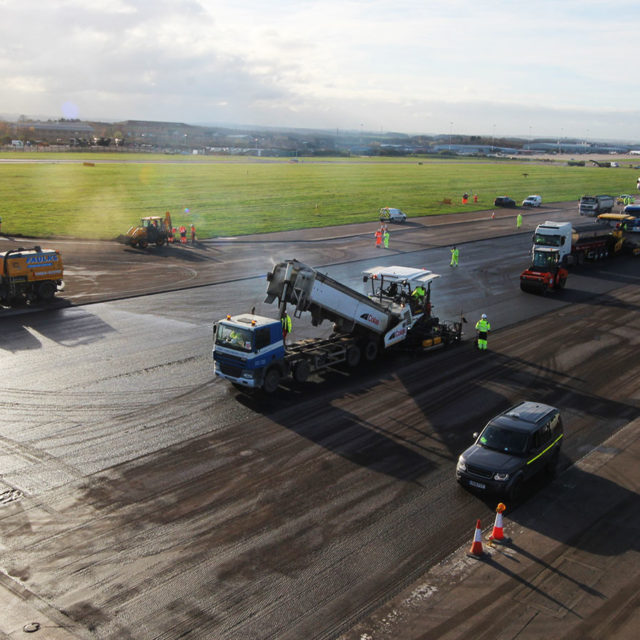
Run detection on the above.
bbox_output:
[507,478,523,503]
[262,368,281,393]
[546,450,560,478]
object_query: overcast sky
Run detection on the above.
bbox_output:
[2,0,639,140]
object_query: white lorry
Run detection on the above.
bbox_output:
[579,194,614,216]
[212,259,463,392]
[519,221,624,293]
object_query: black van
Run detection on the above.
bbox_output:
[456,401,563,501]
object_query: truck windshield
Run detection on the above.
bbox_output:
[533,233,563,247]
[582,197,596,203]
[532,250,558,269]
[215,323,253,352]
[478,425,529,455]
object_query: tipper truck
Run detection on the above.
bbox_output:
[212,259,463,392]
[0,246,64,305]
[519,221,624,293]
[579,194,614,216]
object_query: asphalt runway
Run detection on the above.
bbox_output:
[1,204,639,639]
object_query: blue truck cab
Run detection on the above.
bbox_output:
[212,314,284,388]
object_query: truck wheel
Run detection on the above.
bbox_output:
[38,281,56,302]
[262,368,281,394]
[293,360,310,383]
[364,341,378,362]
[138,240,148,249]
[346,344,361,367]
[156,237,165,247]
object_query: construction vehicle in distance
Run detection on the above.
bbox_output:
[519,221,624,293]
[117,211,173,249]
[0,246,64,305]
[597,213,640,254]
[579,194,614,216]
[212,259,464,393]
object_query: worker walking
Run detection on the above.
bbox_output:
[179,225,187,244]
[190,223,196,244]
[450,245,459,267]
[375,228,383,248]
[281,312,292,344]
[517,212,523,229]
[383,229,390,249]
[475,313,491,351]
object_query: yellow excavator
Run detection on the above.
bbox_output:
[117,211,173,249]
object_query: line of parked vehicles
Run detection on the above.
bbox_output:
[494,195,542,208]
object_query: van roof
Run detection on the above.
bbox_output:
[492,401,558,432]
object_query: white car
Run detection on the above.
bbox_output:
[379,207,407,223]
[522,195,542,207]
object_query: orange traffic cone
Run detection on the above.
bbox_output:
[468,519,484,556]
[489,503,507,542]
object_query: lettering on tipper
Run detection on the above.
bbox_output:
[26,253,58,267]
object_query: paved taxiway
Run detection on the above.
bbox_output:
[1,203,639,638]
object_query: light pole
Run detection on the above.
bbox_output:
[492,124,496,152]
[449,122,453,151]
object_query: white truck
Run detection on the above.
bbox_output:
[519,221,624,293]
[579,194,614,216]
[212,259,463,392]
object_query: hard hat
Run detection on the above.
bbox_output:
[481,313,487,319]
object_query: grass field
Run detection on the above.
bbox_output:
[1,153,638,239]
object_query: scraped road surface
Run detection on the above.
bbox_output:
[1,204,639,639]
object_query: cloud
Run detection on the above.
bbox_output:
[1,0,640,139]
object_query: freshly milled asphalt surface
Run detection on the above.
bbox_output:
[0,202,639,639]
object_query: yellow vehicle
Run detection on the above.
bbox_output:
[597,213,634,228]
[0,246,64,305]
[118,211,173,249]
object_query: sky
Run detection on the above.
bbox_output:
[2,0,640,140]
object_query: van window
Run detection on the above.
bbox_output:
[532,424,551,450]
